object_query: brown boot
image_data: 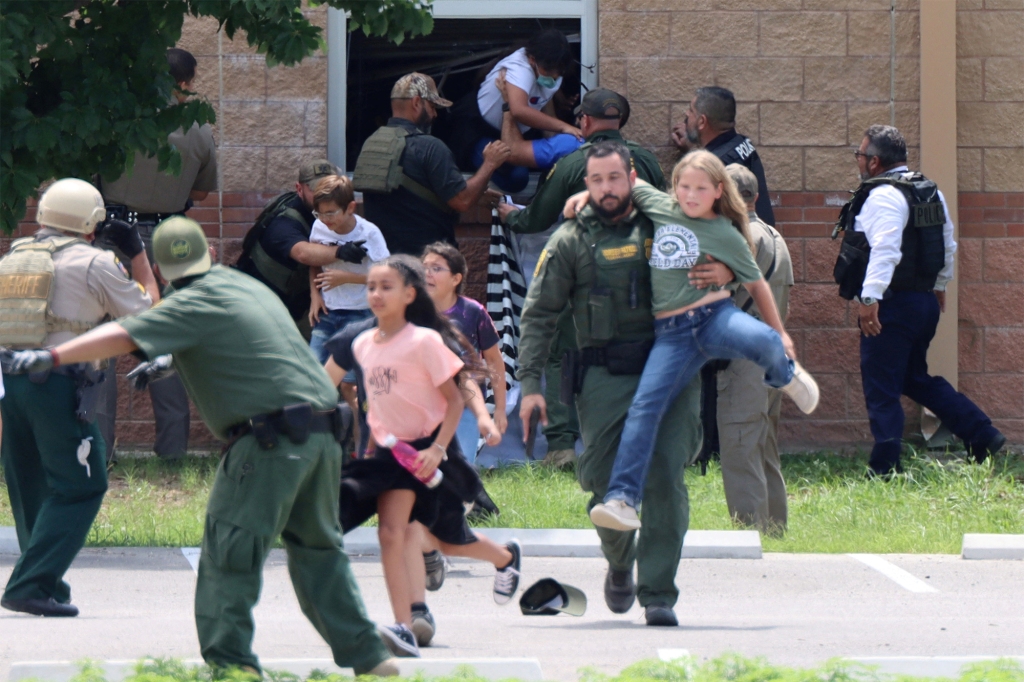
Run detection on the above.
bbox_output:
[543,448,576,469]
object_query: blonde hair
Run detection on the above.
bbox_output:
[670,150,753,252]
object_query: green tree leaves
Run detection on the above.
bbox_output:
[0,0,434,234]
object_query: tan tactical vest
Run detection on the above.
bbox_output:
[352,125,455,214]
[0,236,96,349]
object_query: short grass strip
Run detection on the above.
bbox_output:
[0,448,1021,553]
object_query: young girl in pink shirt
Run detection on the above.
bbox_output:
[337,255,521,658]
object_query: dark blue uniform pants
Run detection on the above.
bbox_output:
[860,290,997,474]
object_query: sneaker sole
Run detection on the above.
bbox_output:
[376,625,420,658]
[411,617,435,647]
[590,505,641,531]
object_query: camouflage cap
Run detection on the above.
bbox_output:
[574,88,629,123]
[152,216,211,282]
[725,163,759,201]
[298,159,341,188]
[391,72,453,108]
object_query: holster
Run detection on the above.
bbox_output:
[249,413,280,450]
[559,349,585,405]
[279,402,314,445]
[833,230,872,301]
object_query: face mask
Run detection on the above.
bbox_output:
[536,75,557,89]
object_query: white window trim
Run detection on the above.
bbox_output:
[327,0,598,170]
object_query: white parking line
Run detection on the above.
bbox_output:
[181,547,201,574]
[848,554,938,593]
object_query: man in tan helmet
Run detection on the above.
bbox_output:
[0,178,152,617]
[3,217,399,675]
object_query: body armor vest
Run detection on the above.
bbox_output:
[0,236,97,348]
[833,170,946,300]
[572,220,654,347]
[236,192,312,295]
[352,126,454,214]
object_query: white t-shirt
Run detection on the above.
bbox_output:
[309,214,390,311]
[0,370,4,400]
[477,48,563,132]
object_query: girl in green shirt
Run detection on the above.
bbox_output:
[578,151,820,532]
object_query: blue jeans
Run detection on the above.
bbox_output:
[310,308,374,364]
[860,290,996,474]
[472,137,529,194]
[455,408,480,465]
[606,298,794,508]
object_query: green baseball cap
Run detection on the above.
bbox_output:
[152,216,211,282]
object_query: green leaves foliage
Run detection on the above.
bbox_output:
[0,0,434,234]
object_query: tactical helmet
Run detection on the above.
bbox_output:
[36,178,107,235]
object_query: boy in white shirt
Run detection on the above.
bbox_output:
[308,175,390,363]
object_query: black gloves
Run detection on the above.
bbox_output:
[0,348,56,374]
[335,240,368,264]
[100,218,146,259]
[126,354,175,390]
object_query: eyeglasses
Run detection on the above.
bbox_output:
[313,209,343,220]
[852,150,874,160]
[424,265,451,275]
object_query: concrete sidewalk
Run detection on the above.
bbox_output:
[3,549,1024,680]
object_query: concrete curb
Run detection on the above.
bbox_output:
[9,658,544,681]
[0,525,18,554]
[846,656,1024,677]
[962,533,1024,560]
[344,527,763,559]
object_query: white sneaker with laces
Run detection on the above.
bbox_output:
[781,360,819,414]
[590,500,642,531]
[493,539,521,605]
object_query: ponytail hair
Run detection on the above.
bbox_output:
[671,150,753,252]
[375,254,488,390]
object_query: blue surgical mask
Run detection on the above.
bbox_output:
[536,75,557,89]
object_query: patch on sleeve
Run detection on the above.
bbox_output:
[113,256,131,280]
[534,248,549,278]
[545,164,557,182]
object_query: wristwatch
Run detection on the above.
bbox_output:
[860,296,878,306]
[501,102,510,113]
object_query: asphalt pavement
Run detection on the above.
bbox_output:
[3,548,1023,680]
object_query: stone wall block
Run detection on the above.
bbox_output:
[959,373,1024,419]
[804,238,844,283]
[847,103,890,144]
[959,282,1024,327]
[786,283,848,328]
[957,11,1024,57]
[758,147,804,191]
[984,148,1024,192]
[669,12,758,56]
[802,329,862,374]
[599,59,627,94]
[736,103,759,144]
[222,56,267,100]
[804,58,891,102]
[957,0,984,8]
[958,237,983,281]
[714,58,803,102]
[625,103,672,150]
[626,0,714,9]
[601,12,670,58]
[894,57,920,101]
[985,57,1024,101]
[760,13,847,57]
[267,146,328,191]
[177,15,221,57]
[957,102,1024,146]
[191,56,221,101]
[627,58,716,102]
[983,238,1024,282]
[847,11,920,57]
[713,0,801,7]
[957,58,984,102]
[761,103,847,146]
[265,101,309,146]
[267,57,328,100]
[780,371,847,420]
[304,101,328,148]
[219,147,266,191]
[958,148,983,192]
[804,148,861,192]
[894,101,921,145]
[803,0,890,9]
[984,328,1024,373]
[959,326,984,373]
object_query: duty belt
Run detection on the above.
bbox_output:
[105,204,184,225]
[226,403,345,450]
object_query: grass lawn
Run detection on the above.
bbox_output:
[0,448,1022,553]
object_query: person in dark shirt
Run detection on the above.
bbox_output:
[672,86,775,226]
[355,73,510,256]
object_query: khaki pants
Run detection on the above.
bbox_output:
[716,359,787,534]
[575,366,701,608]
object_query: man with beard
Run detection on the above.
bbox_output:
[518,141,719,627]
[353,72,510,256]
[672,86,774,226]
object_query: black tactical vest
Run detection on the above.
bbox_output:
[235,191,312,296]
[833,170,946,299]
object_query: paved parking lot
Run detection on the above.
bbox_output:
[3,548,1023,680]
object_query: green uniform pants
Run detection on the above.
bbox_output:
[717,359,788,533]
[574,366,701,608]
[1,373,108,603]
[542,310,581,451]
[196,431,389,675]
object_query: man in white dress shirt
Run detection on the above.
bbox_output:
[837,125,1005,476]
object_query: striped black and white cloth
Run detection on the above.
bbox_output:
[484,205,527,414]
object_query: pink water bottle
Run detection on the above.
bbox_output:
[381,434,443,488]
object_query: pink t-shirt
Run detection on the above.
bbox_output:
[353,323,464,443]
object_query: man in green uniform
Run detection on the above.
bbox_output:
[497,88,664,469]
[2,218,398,675]
[0,178,153,617]
[518,142,714,626]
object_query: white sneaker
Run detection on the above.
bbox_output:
[590,500,642,531]
[493,539,521,605]
[781,361,819,414]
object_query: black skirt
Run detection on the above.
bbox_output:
[339,430,483,546]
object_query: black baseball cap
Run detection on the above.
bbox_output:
[519,578,587,616]
[575,88,630,126]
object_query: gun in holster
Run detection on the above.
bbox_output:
[71,364,106,423]
[560,349,586,406]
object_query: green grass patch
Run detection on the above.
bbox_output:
[0,448,1021,552]
[50,654,1024,682]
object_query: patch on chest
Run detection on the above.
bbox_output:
[650,224,700,270]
